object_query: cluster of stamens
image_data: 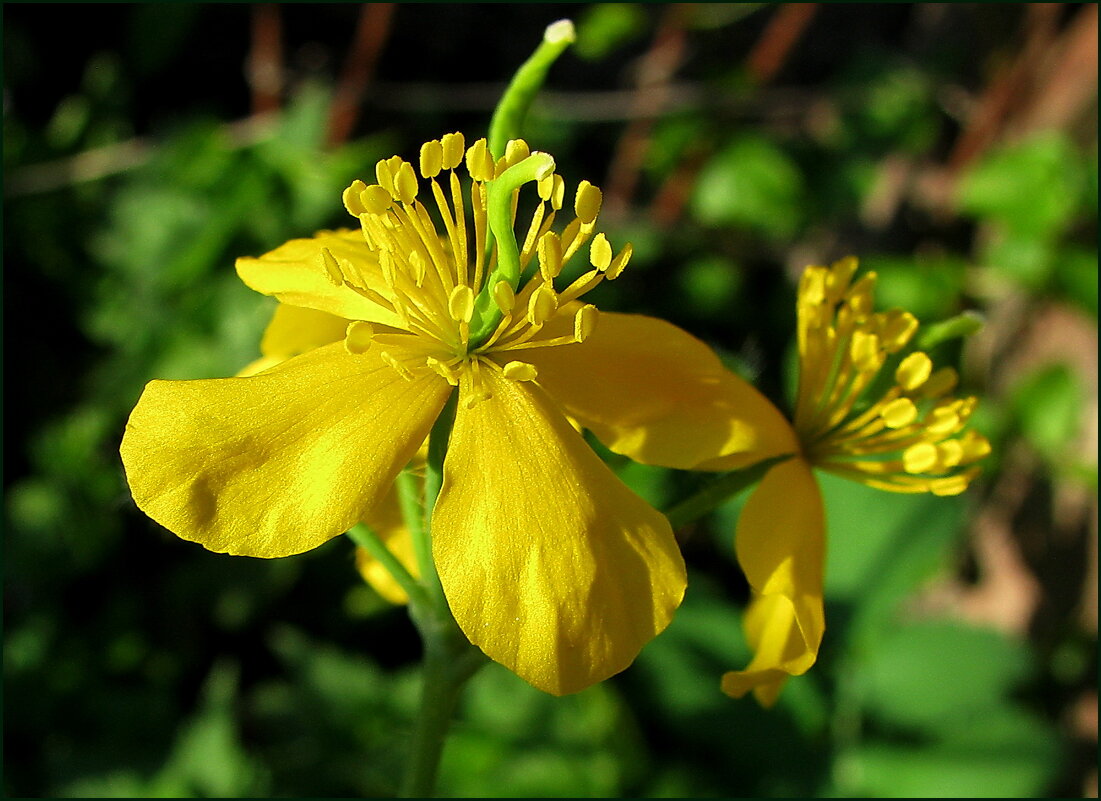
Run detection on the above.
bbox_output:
[324,133,631,406]
[793,258,990,495]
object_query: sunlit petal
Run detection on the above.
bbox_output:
[121,342,450,557]
[432,365,686,695]
[722,458,824,705]
[236,229,403,326]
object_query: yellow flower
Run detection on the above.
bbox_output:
[120,134,792,695]
[718,257,991,706]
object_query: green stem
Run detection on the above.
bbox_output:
[664,455,793,529]
[345,523,429,609]
[399,614,485,798]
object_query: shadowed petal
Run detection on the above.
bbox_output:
[524,311,798,471]
[432,365,686,695]
[721,458,825,706]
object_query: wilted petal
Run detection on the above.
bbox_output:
[432,365,686,695]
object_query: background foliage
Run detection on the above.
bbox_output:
[5,4,1097,797]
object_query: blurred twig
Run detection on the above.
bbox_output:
[744,2,818,85]
[248,4,284,116]
[603,3,694,221]
[326,3,396,148]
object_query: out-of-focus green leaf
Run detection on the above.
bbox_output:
[1009,363,1084,463]
[691,134,805,239]
[676,256,743,319]
[1054,246,1098,318]
[860,254,967,322]
[858,621,1032,730]
[836,707,1060,798]
[818,470,966,645]
[574,3,648,61]
[957,135,1085,239]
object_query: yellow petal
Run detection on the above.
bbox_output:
[432,365,686,695]
[354,482,419,604]
[259,303,351,362]
[522,310,798,470]
[236,229,403,327]
[722,458,825,705]
[120,342,451,557]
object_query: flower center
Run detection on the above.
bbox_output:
[329,134,632,406]
[793,258,990,495]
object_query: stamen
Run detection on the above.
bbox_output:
[344,321,374,354]
[320,248,344,285]
[574,304,598,342]
[589,233,612,270]
[896,351,933,391]
[343,180,369,215]
[527,283,558,326]
[448,284,475,323]
[493,280,516,313]
[502,361,538,382]
[419,139,443,179]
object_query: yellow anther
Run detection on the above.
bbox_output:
[880,310,919,352]
[846,275,877,317]
[937,439,964,468]
[375,158,396,197]
[492,280,515,313]
[537,173,555,201]
[320,248,344,286]
[881,397,918,429]
[441,132,465,170]
[605,243,632,280]
[504,139,531,168]
[360,184,393,215]
[799,266,828,306]
[527,283,558,326]
[574,180,602,224]
[465,138,493,183]
[394,161,419,204]
[419,140,443,179]
[549,174,565,210]
[574,304,599,342]
[921,366,958,398]
[344,321,374,354]
[826,257,859,301]
[381,351,415,381]
[926,403,960,435]
[850,331,881,372]
[589,233,612,271]
[896,351,933,391]
[930,474,971,496]
[959,430,992,462]
[538,231,563,279]
[903,442,939,474]
[448,284,475,323]
[342,180,369,216]
[503,361,538,382]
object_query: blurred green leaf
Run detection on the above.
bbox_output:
[836,707,1060,797]
[957,134,1085,239]
[860,254,967,322]
[1054,246,1098,318]
[858,621,1033,730]
[691,134,806,239]
[1009,363,1084,463]
[575,4,648,61]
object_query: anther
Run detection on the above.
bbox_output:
[419,140,443,179]
[344,321,374,354]
[503,361,538,382]
[342,180,369,216]
[320,248,344,286]
[504,139,531,168]
[381,351,415,381]
[394,161,419,204]
[574,304,598,342]
[605,243,632,280]
[880,397,918,429]
[360,184,392,215]
[896,352,933,391]
[441,132,465,171]
[527,283,558,326]
[493,280,515,313]
[903,442,938,474]
[589,233,612,271]
[574,180,602,225]
[448,284,475,323]
[538,231,563,279]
